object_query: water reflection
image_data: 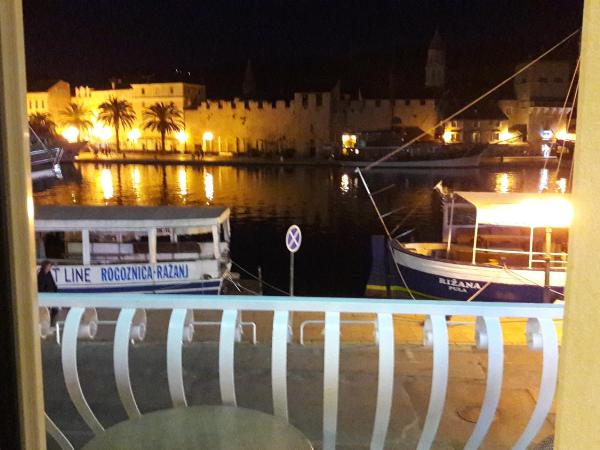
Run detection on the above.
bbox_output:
[33,163,572,297]
[178,167,188,198]
[557,177,567,193]
[100,169,113,200]
[495,172,510,193]
[538,168,549,192]
[340,173,350,194]
[203,171,214,203]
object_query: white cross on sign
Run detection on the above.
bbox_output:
[285,225,302,253]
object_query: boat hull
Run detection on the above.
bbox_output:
[367,236,565,302]
[339,152,482,168]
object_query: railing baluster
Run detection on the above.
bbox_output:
[465,316,504,450]
[114,308,141,418]
[45,413,74,450]
[219,309,238,406]
[370,313,395,450]
[167,309,193,407]
[272,310,290,420]
[513,318,559,450]
[418,315,449,450]
[61,307,104,434]
[323,311,340,450]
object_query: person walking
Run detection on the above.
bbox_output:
[37,260,59,326]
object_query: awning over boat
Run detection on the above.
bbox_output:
[454,192,572,228]
[34,205,230,231]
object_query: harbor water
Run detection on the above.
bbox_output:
[33,162,571,297]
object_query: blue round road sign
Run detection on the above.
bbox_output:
[285,225,302,253]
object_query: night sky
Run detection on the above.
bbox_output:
[23,0,583,98]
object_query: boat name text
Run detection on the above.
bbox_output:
[438,277,482,293]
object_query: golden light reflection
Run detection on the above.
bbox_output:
[100,168,113,200]
[178,167,188,197]
[538,168,549,192]
[495,172,511,193]
[557,178,567,193]
[204,171,214,203]
[131,167,141,194]
[340,173,350,193]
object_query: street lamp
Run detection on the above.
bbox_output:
[175,130,188,151]
[202,131,214,152]
[62,126,79,143]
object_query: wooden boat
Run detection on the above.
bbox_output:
[367,192,571,302]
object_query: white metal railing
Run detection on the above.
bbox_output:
[38,293,563,450]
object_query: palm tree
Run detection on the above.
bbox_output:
[142,102,183,151]
[29,112,56,138]
[98,96,136,152]
[60,103,92,142]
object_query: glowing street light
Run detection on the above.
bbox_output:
[127,128,141,143]
[442,130,453,144]
[62,126,79,143]
[92,124,112,142]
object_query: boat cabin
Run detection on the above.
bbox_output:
[35,205,231,280]
[438,192,572,269]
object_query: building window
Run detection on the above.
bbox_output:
[405,99,410,106]
[316,93,322,107]
[472,131,481,143]
[420,99,426,105]
[450,120,458,128]
[35,100,38,108]
[538,77,548,83]
[493,132,500,141]
[170,87,174,94]
[302,94,308,108]
[41,100,45,108]
[258,101,263,109]
[141,88,145,95]
[554,77,563,83]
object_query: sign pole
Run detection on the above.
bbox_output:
[290,252,294,296]
[285,225,302,342]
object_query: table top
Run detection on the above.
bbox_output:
[81,405,313,450]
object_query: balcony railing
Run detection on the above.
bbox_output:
[38,293,563,450]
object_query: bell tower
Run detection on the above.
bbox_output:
[425,29,445,89]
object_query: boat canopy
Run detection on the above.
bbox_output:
[35,205,230,232]
[455,192,573,228]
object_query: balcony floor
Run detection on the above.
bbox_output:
[42,341,554,449]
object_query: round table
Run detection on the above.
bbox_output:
[81,405,313,450]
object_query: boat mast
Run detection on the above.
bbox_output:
[446,194,455,257]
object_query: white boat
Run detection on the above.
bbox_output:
[35,205,232,294]
[30,126,63,180]
[369,191,571,302]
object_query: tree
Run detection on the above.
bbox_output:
[142,102,183,151]
[60,103,92,142]
[98,96,136,152]
[29,112,56,138]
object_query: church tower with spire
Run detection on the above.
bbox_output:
[425,30,445,89]
[242,59,256,98]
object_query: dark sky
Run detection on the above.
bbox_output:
[23,0,583,98]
